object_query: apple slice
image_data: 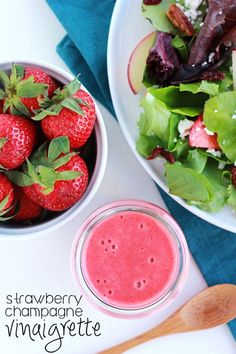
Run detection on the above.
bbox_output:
[127,31,157,94]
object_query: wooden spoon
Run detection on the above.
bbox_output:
[99,284,236,354]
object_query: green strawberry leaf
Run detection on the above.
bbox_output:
[27,159,42,185]
[5,170,33,187]
[33,105,62,121]
[34,77,84,120]
[0,89,6,99]
[55,170,82,181]
[15,64,24,80]
[41,186,54,195]
[52,152,76,170]
[10,63,22,84]
[33,109,52,121]
[48,136,70,162]
[0,164,7,171]
[61,97,84,115]
[17,76,48,98]
[0,200,18,219]
[65,78,81,96]
[9,105,22,116]
[0,70,10,88]
[37,165,55,188]
[15,65,24,80]
[35,141,48,163]
[0,211,15,221]
[0,191,12,212]
[13,97,31,116]
[3,100,10,114]
[73,97,90,108]
[0,137,7,149]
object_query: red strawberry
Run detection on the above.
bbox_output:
[34,79,96,148]
[0,173,14,212]
[13,187,43,222]
[10,137,89,211]
[0,63,58,116]
[189,114,220,149]
[0,114,37,169]
[24,154,88,211]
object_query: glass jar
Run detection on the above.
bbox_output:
[71,200,189,318]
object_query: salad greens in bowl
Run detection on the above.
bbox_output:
[127,0,236,215]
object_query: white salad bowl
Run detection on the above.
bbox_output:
[107,0,236,233]
[0,59,108,237]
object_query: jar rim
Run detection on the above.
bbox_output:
[71,199,189,318]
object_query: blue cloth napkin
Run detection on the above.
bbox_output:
[47,0,236,338]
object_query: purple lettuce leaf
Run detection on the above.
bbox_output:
[145,32,180,85]
[189,0,236,66]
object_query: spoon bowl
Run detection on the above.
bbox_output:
[99,284,236,354]
[181,284,236,329]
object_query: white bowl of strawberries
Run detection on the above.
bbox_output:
[0,59,107,236]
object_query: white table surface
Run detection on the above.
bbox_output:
[0,1,235,353]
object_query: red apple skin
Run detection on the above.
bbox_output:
[127,31,157,94]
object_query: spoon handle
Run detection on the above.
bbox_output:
[98,311,190,354]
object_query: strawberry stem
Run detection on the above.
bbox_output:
[33,77,89,121]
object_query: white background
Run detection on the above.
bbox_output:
[0,1,235,354]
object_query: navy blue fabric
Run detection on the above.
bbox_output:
[47,0,236,338]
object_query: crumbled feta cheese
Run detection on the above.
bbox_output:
[208,52,215,62]
[214,109,218,113]
[218,162,226,170]
[184,0,202,8]
[196,127,200,132]
[204,127,214,136]
[234,161,236,166]
[232,114,236,119]
[176,0,205,23]
[206,149,222,158]
[178,119,194,139]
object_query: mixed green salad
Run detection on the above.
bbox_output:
[134,0,236,213]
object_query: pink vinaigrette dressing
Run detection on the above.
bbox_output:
[82,211,177,308]
[72,201,189,317]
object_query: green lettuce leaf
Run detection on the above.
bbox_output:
[171,139,190,160]
[165,163,214,202]
[137,97,184,157]
[142,1,176,34]
[227,184,236,210]
[168,113,184,151]
[189,160,228,212]
[182,149,207,173]
[138,93,171,148]
[204,91,236,162]
[171,35,188,62]
[218,68,233,93]
[179,81,219,97]
[136,134,161,157]
[148,85,208,117]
